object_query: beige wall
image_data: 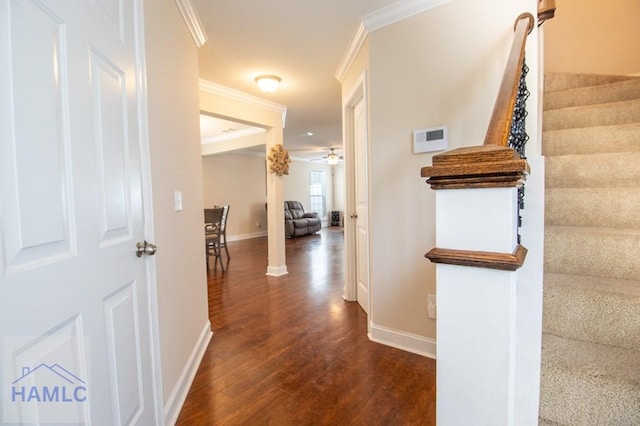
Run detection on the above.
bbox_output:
[201,153,339,238]
[354,0,540,341]
[202,152,268,238]
[544,0,640,75]
[144,0,209,406]
[199,83,288,269]
[285,159,335,220]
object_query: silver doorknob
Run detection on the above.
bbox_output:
[350,213,358,219]
[136,240,157,257]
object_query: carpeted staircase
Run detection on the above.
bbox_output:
[539,73,640,425]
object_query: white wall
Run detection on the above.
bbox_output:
[144,0,210,417]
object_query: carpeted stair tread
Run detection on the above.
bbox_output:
[543,273,640,350]
[545,187,640,228]
[537,419,561,426]
[545,272,640,299]
[544,226,640,281]
[538,419,561,426]
[544,78,640,111]
[539,333,640,425]
[542,123,640,156]
[545,73,639,93]
[544,99,640,131]
[545,151,640,188]
[540,72,640,426]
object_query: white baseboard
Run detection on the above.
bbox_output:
[369,323,436,359]
[227,231,267,242]
[164,321,213,425]
[266,265,288,276]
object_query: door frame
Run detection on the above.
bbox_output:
[342,71,371,319]
[132,0,164,422]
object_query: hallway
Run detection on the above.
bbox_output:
[177,228,436,425]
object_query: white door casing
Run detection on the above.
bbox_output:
[0,1,159,424]
[353,98,370,314]
[343,72,370,316]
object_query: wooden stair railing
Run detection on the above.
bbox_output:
[420,12,537,271]
[485,13,534,149]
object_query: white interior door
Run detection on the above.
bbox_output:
[353,98,370,314]
[0,1,158,424]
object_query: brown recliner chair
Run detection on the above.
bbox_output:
[284,201,321,237]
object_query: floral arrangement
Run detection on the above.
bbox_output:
[268,144,291,176]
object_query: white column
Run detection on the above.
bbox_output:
[435,187,520,425]
[265,128,287,276]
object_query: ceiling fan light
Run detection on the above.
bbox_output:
[255,75,281,93]
[326,150,340,165]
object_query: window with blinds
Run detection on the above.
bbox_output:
[309,170,326,218]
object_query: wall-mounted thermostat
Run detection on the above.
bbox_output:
[413,126,448,153]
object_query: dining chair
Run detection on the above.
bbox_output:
[219,205,230,260]
[204,207,225,272]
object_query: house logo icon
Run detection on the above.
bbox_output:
[11,364,87,403]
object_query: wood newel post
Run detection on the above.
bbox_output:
[421,145,529,270]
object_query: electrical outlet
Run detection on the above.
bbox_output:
[427,294,436,319]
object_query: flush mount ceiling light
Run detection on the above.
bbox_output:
[255,75,281,93]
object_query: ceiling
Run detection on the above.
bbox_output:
[193,0,401,161]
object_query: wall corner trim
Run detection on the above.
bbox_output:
[174,0,208,47]
[164,321,213,425]
[335,0,451,82]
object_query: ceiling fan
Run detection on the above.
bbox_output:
[313,148,343,164]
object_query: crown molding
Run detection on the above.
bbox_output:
[201,134,266,156]
[362,0,451,32]
[202,126,266,145]
[335,0,451,82]
[335,22,368,83]
[174,0,207,47]
[199,79,288,128]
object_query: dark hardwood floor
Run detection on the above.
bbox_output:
[177,227,436,425]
